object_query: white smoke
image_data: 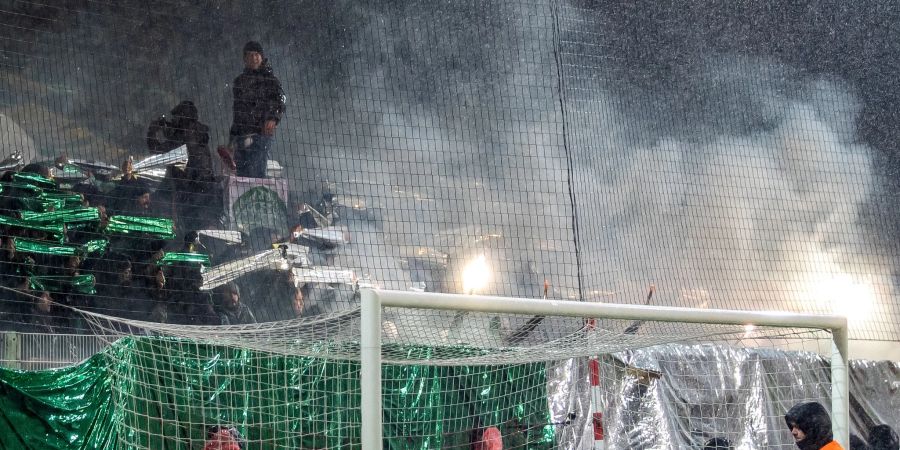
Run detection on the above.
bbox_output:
[574,56,895,336]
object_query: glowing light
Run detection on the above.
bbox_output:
[461,254,491,294]
[801,249,878,324]
[809,272,875,323]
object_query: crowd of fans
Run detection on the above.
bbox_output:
[0,40,297,333]
[0,158,307,333]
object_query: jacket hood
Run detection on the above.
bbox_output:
[869,425,899,450]
[785,402,833,450]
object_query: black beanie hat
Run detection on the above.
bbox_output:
[243,41,263,55]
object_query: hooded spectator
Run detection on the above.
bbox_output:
[147,101,213,180]
[785,402,844,450]
[109,175,153,217]
[214,282,256,325]
[869,425,899,450]
[703,437,734,450]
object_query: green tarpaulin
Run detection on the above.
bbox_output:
[0,336,553,449]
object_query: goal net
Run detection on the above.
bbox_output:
[79,289,847,449]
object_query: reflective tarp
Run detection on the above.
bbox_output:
[158,252,211,267]
[30,274,97,295]
[12,172,56,190]
[552,345,899,450]
[105,215,175,239]
[20,207,99,225]
[0,181,42,197]
[0,336,553,450]
[38,192,85,210]
[0,215,65,242]
[0,350,117,450]
[13,238,107,256]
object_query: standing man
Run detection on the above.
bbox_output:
[230,41,285,178]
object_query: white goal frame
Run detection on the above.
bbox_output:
[359,289,849,449]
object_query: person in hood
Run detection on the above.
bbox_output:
[147,100,213,182]
[703,437,734,450]
[785,401,844,450]
[868,425,899,450]
[214,282,257,325]
[229,41,285,178]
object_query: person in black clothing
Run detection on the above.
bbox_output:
[147,100,214,182]
[148,101,220,231]
[229,41,285,178]
[869,425,899,450]
[849,434,870,450]
[784,401,842,450]
[213,282,256,325]
[703,437,734,450]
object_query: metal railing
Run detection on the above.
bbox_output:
[0,332,114,370]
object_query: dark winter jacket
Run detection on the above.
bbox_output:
[216,302,257,326]
[785,402,838,450]
[869,425,899,450]
[230,61,285,137]
[147,103,214,181]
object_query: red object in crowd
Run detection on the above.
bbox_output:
[217,145,237,171]
[593,412,604,441]
[203,430,241,450]
[473,426,504,450]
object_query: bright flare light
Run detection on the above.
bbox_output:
[461,254,491,294]
[810,272,875,323]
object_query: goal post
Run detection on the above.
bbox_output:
[360,288,849,450]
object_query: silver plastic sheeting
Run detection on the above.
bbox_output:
[546,358,594,448]
[849,359,900,437]
[131,144,187,172]
[549,344,898,449]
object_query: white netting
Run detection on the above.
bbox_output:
[71,295,839,449]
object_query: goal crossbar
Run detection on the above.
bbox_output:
[359,288,849,449]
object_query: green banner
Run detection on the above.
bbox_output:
[105,215,175,240]
[157,252,211,267]
[20,207,99,226]
[0,215,65,243]
[12,172,56,190]
[13,238,108,257]
[29,275,97,295]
